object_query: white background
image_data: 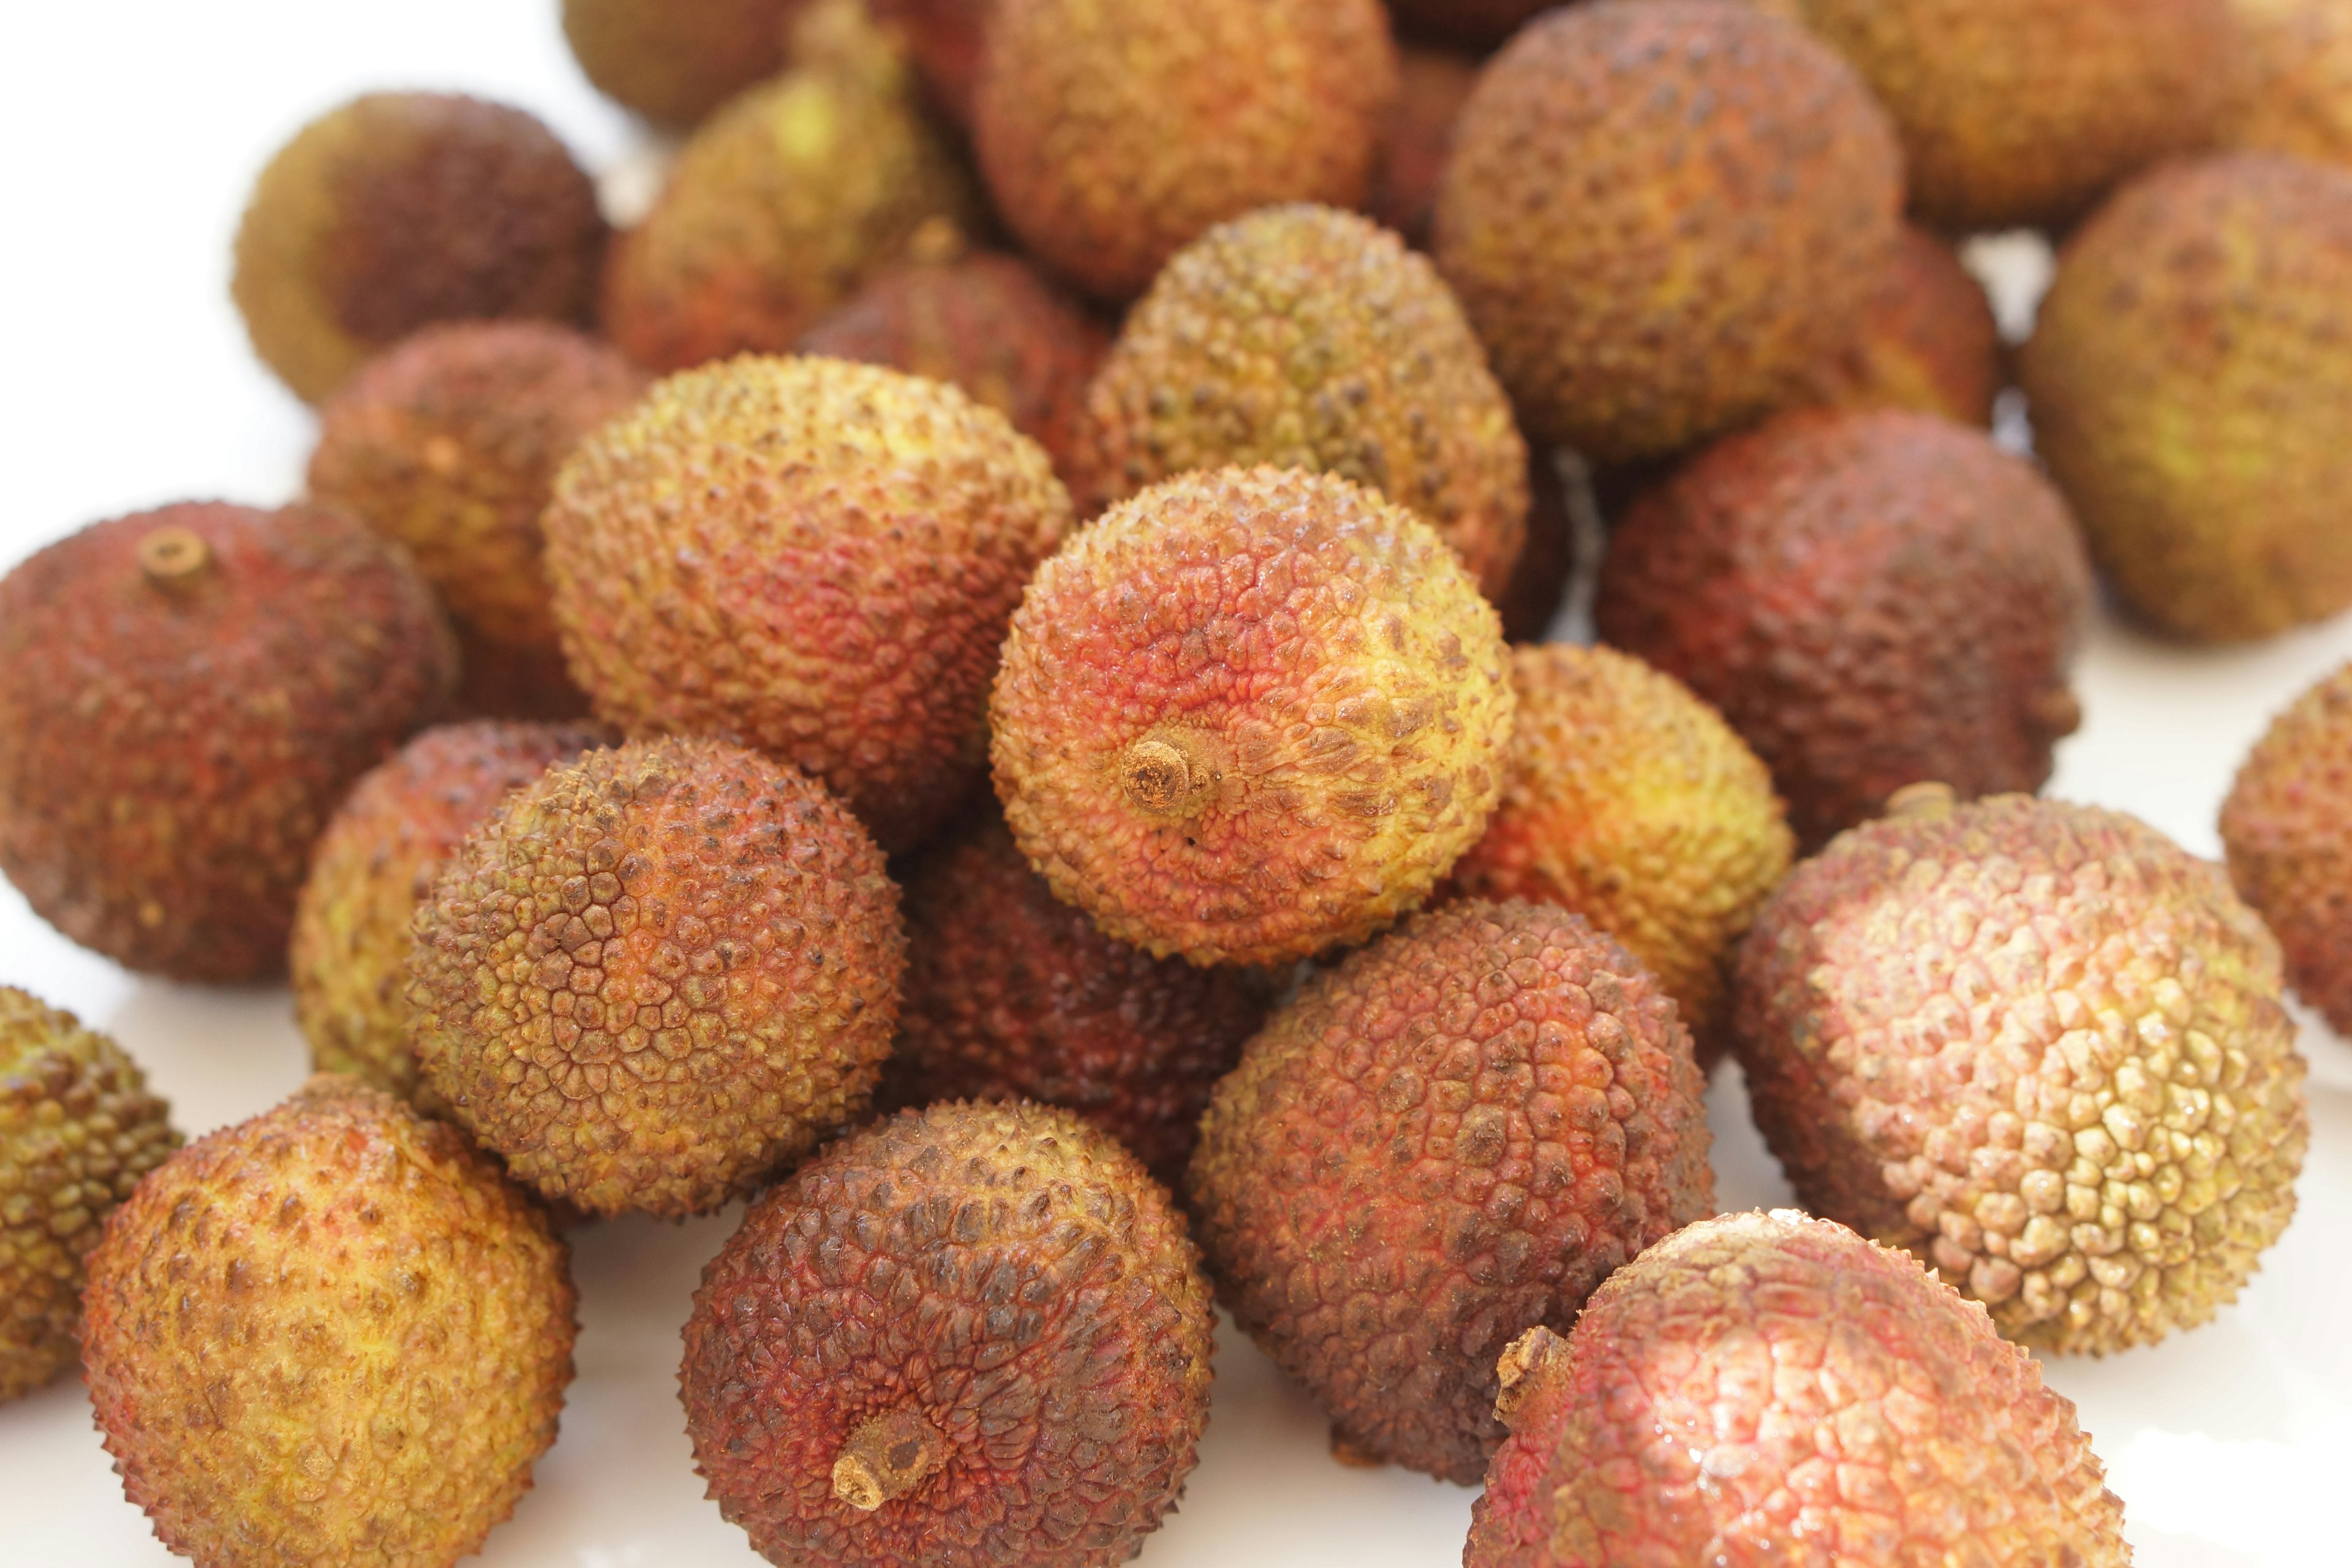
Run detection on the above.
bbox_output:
[3,4,2350,1564]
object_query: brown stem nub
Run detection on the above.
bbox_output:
[1490,1325,1570,1430]
[137,526,213,588]
[832,1406,948,1513]
[1119,733,1216,821]
[1884,780,1959,822]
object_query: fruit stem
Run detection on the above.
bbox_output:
[137,526,213,588]
[832,1406,948,1512]
[1490,1325,1569,1430]
[1119,734,1212,820]
[1885,780,1959,821]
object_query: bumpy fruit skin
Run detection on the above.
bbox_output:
[546,356,1070,851]
[0,502,458,981]
[1801,225,2000,428]
[991,467,1514,967]
[1447,646,1793,1059]
[1434,2,1900,464]
[1465,1211,2131,1568]
[2021,153,2352,643]
[291,720,611,1111]
[2227,0,2352,169]
[308,321,647,720]
[410,737,907,1216]
[233,93,605,404]
[973,0,1400,300]
[80,1079,576,1568]
[0,990,178,1403]
[681,1101,1214,1568]
[563,0,804,127]
[1368,45,1479,251]
[2221,662,2352,1034]
[882,813,1265,1185]
[1189,900,1712,1482]
[1597,409,2092,850]
[1735,793,2310,1354]
[1069,205,1528,600]
[797,252,1109,483]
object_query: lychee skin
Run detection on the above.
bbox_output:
[2222,660,2352,1033]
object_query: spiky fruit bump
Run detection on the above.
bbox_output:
[1187,899,1714,1482]
[80,1078,576,1568]
[1597,408,2092,850]
[562,0,805,127]
[291,720,611,1110]
[973,0,1400,300]
[410,736,906,1216]
[0,501,458,981]
[1801,224,2001,428]
[1465,1211,2130,1567]
[680,1101,1215,1568]
[1070,205,1528,600]
[2222,660,2352,1034]
[991,466,1514,967]
[0,990,178,1403]
[2226,0,2352,170]
[547,355,1071,852]
[883,813,1265,1184]
[1734,791,2309,1354]
[1434,1,1901,464]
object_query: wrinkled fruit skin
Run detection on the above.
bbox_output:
[308,320,647,720]
[0,501,458,981]
[0,990,178,1402]
[1800,225,2000,428]
[882,813,1265,1185]
[2226,0,2352,170]
[291,720,611,1111]
[80,1079,576,1568]
[1368,45,1479,251]
[2222,660,2352,1034]
[1447,646,1793,1062]
[1188,900,1714,1482]
[412,737,905,1216]
[1434,2,1901,464]
[974,0,1400,300]
[1069,204,1529,601]
[991,466,1514,967]
[2022,153,2352,644]
[1735,793,2310,1354]
[1466,1211,2131,1567]
[681,1101,1215,1568]
[546,356,1071,852]
[1597,408,2092,851]
[562,0,804,127]
[233,92,606,404]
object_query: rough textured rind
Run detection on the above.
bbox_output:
[410,737,906,1217]
[1800,225,2000,429]
[2226,0,2352,170]
[80,1079,576,1568]
[546,356,1069,852]
[308,320,648,720]
[1733,794,2309,1354]
[233,92,605,404]
[973,0,1401,300]
[562,0,805,127]
[2021,153,2352,643]
[2221,661,2352,1034]
[991,466,1515,968]
[1464,1211,2131,1567]
[0,990,178,1403]
[1069,205,1528,601]
[0,502,459,981]
[881,813,1265,1185]
[1447,646,1794,1060]
[291,720,611,1111]
[680,1101,1215,1568]
[1596,408,2092,851]
[1434,2,1901,464]
[1368,45,1479,251]
[1187,899,1713,1483]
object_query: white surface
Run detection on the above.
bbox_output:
[3,5,2350,1566]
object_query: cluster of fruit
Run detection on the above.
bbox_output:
[6,0,2351,1564]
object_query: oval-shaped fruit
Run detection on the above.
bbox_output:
[991,466,1514,967]
[1188,899,1714,1482]
[1596,407,2092,850]
[1434,1,1901,464]
[1734,790,2310,1354]
[1069,204,1529,600]
[546,355,1071,851]
[973,0,1400,300]
[1466,1211,2131,1567]
[681,1101,1214,1568]
[1800,225,2000,428]
[2226,0,2352,170]
[232,92,605,404]
[80,1078,576,1568]
[0,501,458,981]
[2021,152,2352,643]
[1,989,178,1403]
[2222,661,2352,1034]
[562,0,805,126]
[410,737,907,1216]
